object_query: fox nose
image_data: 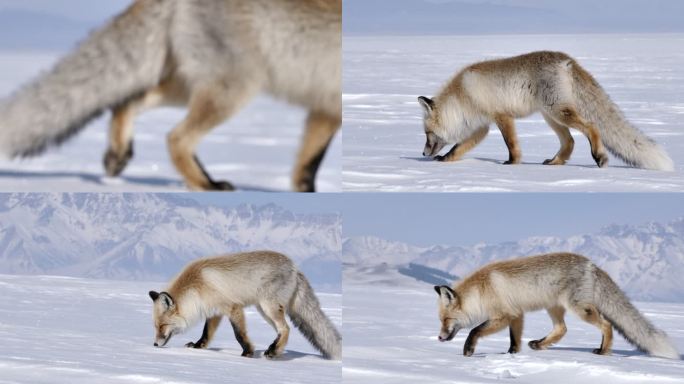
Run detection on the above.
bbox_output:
[154,342,159,347]
[438,335,444,342]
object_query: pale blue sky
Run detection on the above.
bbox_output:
[345,0,684,35]
[338,194,684,246]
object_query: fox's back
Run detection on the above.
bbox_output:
[169,251,298,306]
[458,253,593,313]
[171,0,341,114]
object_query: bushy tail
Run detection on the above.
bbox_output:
[571,63,674,171]
[0,0,172,157]
[593,267,679,359]
[288,271,342,360]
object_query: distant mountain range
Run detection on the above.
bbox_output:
[0,194,341,289]
[343,217,684,301]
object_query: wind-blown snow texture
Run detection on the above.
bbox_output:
[343,216,684,302]
[0,194,341,290]
[343,34,684,192]
[343,267,684,384]
[0,275,341,384]
[0,53,341,192]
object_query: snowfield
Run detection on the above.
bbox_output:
[343,267,684,384]
[0,52,341,192]
[343,34,684,192]
[0,275,341,384]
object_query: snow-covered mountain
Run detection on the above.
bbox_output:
[343,217,684,301]
[0,194,341,288]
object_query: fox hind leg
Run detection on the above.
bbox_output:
[570,303,613,355]
[258,302,290,358]
[167,81,257,191]
[529,306,567,350]
[541,112,575,165]
[185,315,222,349]
[292,111,340,192]
[546,106,608,168]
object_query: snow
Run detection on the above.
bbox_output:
[0,52,341,192]
[343,267,684,384]
[342,34,684,191]
[0,274,341,384]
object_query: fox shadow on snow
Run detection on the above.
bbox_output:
[400,156,633,169]
[0,169,284,192]
[202,347,326,361]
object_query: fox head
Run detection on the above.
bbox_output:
[418,96,449,157]
[434,285,467,342]
[149,291,187,347]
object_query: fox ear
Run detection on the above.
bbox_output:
[435,285,457,305]
[418,96,435,115]
[159,292,175,310]
[149,291,160,301]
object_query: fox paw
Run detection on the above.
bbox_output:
[543,157,566,165]
[185,341,207,349]
[206,180,235,191]
[463,346,475,357]
[103,144,133,177]
[507,346,520,354]
[264,349,281,359]
[592,153,609,168]
[528,340,545,350]
[592,348,610,355]
[241,350,255,358]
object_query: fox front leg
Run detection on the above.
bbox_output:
[463,318,510,356]
[185,316,222,349]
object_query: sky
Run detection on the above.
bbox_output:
[340,194,684,247]
[344,0,684,35]
[0,0,128,22]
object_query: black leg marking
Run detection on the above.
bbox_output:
[464,321,489,356]
[528,337,547,350]
[298,150,326,193]
[265,334,281,359]
[230,320,254,357]
[185,319,211,349]
[507,326,519,354]
[193,155,234,191]
[104,141,134,177]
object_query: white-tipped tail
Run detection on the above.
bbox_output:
[0,0,171,158]
[288,272,342,360]
[571,63,674,171]
[594,267,679,359]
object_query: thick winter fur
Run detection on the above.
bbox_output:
[148,251,341,360]
[0,0,342,191]
[419,51,674,171]
[435,253,679,359]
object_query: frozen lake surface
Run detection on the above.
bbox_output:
[0,275,341,383]
[343,34,684,192]
[0,52,341,192]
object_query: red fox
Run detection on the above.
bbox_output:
[0,0,341,191]
[419,51,674,171]
[435,253,679,359]
[149,251,341,359]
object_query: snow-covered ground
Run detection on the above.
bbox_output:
[0,275,341,384]
[343,267,684,383]
[0,52,341,192]
[343,34,684,192]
